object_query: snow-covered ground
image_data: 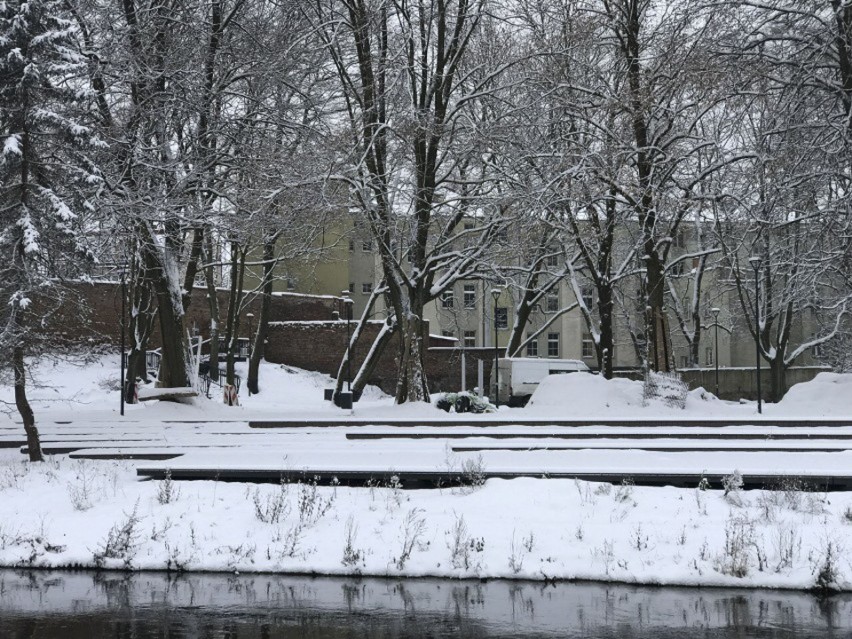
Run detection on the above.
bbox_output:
[2,355,852,591]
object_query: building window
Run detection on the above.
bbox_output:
[361,282,373,295]
[495,307,508,330]
[442,330,454,338]
[547,332,559,358]
[496,227,508,243]
[362,239,372,252]
[348,239,354,252]
[348,283,355,295]
[706,347,713,365]
[463,284,476,309]
[526,333,538,357]
[463,330,476,348]
[679,356,689,369]
[546,294,559,313]
[582,338,594,359]
[581,286,594,308]
[812,335,823,358]
[545,250,559,267]
[286,278,296,290]
[670,260,684,276]
[441,289,454,308]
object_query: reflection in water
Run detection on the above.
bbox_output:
[0,570,849,638]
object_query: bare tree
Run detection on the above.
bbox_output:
[310,0,515,402]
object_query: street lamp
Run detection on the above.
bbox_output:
[748,256,763,414]
[246,312,254,396]
[711,307,720,398]
[246,313,254,358]
[120,270,126,417]
[341,290,354,409]
[491,287,502,406]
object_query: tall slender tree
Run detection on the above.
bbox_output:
[0,0,103,459]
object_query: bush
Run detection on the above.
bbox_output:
[643,371,688,409]
[436,391,496,413]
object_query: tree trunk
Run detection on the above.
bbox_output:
[14,347,43,462]
[395,308,429,403]
[769,356,786,403]
[138,223,190,389]
[224,241,246,393]
[247,237,275,394]
[203,233,221,382]
[645,254,672,372]
[506,290,537,357]
[181,226,204,311]
[125,264,157,402]
[353,320,396,394]
[597,286,614,379]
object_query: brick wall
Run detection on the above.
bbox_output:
[35,281,488,396]
[34,281,341,348]
[263,321,494,395]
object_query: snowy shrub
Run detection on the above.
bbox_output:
[446,514,485,572]
[722,470,744,506]
[594,483,612,496]
[214,543,256,572]
[459,455,486,490]
[297,478,335,526]
[843,505,852,524]
[94,500,141,569]
[0,462,26,490]
[773,522,801,572]
[436,391,496,414]
[631,524,649,551]
[715,515,755,578]
[643,371,688,409]
[67,463,97,511]
[156,469,180,505]
[253,484,289,524]
[813,540,842,593]
[768,477,826,515]
[395,507,427,570]
[508,530,527,574]
[341,516,364,569]
[614,478,634,503]
[592,539,615,576]
[448,514,472,570]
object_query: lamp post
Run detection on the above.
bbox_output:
[246,313,254,359]
[491,287,501,406]
[120,270,126,417]
[345,296,353,393]
[711,307,720,398]
[339,291,354,409]
[748,256,763,414]
[245,313,254,395]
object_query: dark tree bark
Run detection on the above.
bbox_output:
[14,346,43,462]
[248,235,277,394]
[202,232,221,382]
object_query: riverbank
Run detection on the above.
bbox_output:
[2,355,852,592]
[1,451,849,592]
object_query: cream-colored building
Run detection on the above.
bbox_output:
[254,211,823,374]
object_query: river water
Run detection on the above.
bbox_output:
[0,570,849,638]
